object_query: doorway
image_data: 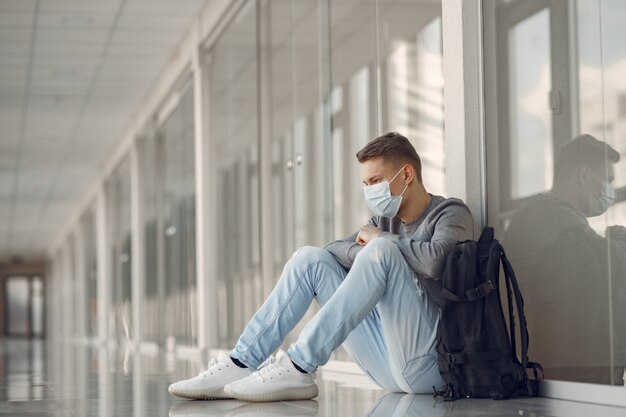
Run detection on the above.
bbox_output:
[3,276,45,338]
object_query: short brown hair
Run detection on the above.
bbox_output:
[553,134,620,186]
[356,132,423,183]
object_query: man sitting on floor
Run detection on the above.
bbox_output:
[169,131,476,402]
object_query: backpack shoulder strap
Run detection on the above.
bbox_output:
[478,226,494,245]
[500,247,537,394]
[502,247,518,362]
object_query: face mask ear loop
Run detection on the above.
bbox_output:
[390,166,404,184]
[393,166,408,197]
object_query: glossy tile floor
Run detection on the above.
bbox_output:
[1,338,624,416]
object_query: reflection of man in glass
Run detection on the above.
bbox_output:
[504,134,625,384]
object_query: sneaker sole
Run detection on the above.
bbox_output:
[224,384,319,402]
[168,386,232,400]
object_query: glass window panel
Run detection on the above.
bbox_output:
[263,0,334,352]
[140,125,164,345]
[587,0,626,385]
[379,2,445,195]
[81,208,98,337]
[487,0,626,385]
[159,83,197,346]
[312,0,444,362]
[106,156,132,343]
[268,0,328,263]
[141,128,160,299]
[329,0,378,241]
[200,0,444,364]
[208,0,261,348]
[330,0,445,242]
[508,8,553,200]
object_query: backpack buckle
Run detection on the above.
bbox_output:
[480,280,496,295]
[466,280,496,301]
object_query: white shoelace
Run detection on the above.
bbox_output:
[255,355,289,383]
[200,357,229,377]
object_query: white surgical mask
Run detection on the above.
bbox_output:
[363,167,408,218]
[586,171,615,217]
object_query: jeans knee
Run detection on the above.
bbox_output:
[358,237,400,264]
[289,245,329,264]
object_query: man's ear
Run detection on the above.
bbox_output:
[403,164,414,184]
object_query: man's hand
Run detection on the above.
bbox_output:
[356,226,382,246]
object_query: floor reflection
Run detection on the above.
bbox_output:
[169,400,318,416]
[0,338,624,417]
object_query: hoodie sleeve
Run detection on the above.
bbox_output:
[377,204,475,279]
[324,216,378,270]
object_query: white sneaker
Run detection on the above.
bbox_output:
[168,351,253,400]
[223,350,318,402]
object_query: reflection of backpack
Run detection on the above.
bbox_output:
[433,227,543,401]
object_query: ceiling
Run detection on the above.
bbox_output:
[0,0,205,262]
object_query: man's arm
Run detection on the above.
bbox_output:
[377,205,475,279]
[324,216,378,270]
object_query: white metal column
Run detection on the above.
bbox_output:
[73,227,87,341]
[258,0,276,300]
[193,43,219,352]
[96,184,110,344]
[130,141,145,348]
[442,0,486,229]
[61,240,74,340]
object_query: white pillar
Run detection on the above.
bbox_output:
[193,42,219,351]
[96,184,110,344]
[258,0,277,300]
[61,240,74,340]
[98,345,112,417]
[74,226,87,340]
[130,142,145,348]
[132,340,146,417]
[61,241,75,391]
[54,255,63,340]
[442,0,486,228]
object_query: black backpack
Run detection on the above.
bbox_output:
[433,227,543,401]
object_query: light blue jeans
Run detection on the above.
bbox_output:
[229,237,444,393]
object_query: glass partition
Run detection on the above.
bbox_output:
[208,0,262,348]
[327,0,445,360]
[139,123,164,346]
[485,0,626,385]
[329,0,445,242]
[161,84,197,347]
[138,81,197,348]
[204,0,445,355]
[264,0,336,350]
[80,208,98,338]
[579,0,626,385]
[106,156,133,344]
